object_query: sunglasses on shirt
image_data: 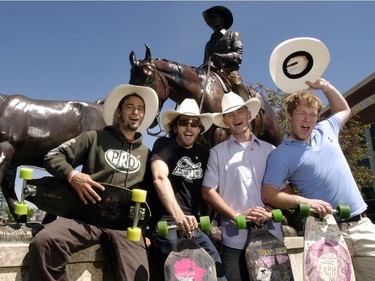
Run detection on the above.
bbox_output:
[177,119,201,128]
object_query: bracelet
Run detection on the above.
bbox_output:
[322,81,330,92]
[234,213,241,221]
[67,170,79,183]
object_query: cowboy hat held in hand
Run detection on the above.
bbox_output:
[162,98,213,134]
[269,37,330,94]
[213,91,260,128]
[103,84,159,132]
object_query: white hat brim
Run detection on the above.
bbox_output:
[162,110,213,134]
[269,37,330,93]
[213,98,261,128]
[103,84,159,132]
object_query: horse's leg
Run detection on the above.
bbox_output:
[0,142,27,223]
[210,127,230,147]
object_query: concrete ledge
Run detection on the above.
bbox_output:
[0,243,113,281]
[285,237,304,281]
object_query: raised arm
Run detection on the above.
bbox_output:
[306,78,351,126]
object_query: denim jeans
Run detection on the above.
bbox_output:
[221,245,250,281]
[150,227,227,280]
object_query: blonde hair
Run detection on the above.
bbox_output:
[284,90,323,114]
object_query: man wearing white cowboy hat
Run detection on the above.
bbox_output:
[147,98,227,280]
[29,84,158,281]
[202,92,285,280]
[202,5,248,102]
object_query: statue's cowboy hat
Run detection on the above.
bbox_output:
[103,84,159,132]
[269,37,330,93]
[203,6,233,30]
[162,98,213,134]
[213,92,261,128]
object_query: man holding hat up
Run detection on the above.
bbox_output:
[202,92,284,281]
[202,5,248,101]
[28,85,158,281]
[147,98,226,280]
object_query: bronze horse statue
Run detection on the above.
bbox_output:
[0,93,106,222]
[129,45,281,148]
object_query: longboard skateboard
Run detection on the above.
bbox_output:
[299,203,355,281]
[158,217,217,281]
[14,168,150,241]
[235,210,294,280]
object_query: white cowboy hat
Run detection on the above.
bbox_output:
[213,91,261,128]
[269,37,330,93]
[162,98,213,134]
[103,84,159,132]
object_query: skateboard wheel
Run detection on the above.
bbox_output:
[199,216,211,232]
[235,215,247,229]
[298,203,311,217]
[157,221,169,237]
[19,168,33,180]
[271,209,283,222]
[131,189,147,203]
[14,202,28,215]
[127,227,141,241]
[336,205,351,219]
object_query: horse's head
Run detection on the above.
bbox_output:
[129,45,169,131]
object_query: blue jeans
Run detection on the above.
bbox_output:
[221,245,250,281]
[150,228,226,280]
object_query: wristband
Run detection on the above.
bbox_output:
[322,81,330,92]
[67,170,79,183]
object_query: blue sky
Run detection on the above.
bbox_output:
[1,1,374,201]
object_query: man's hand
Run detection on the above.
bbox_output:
[302,199,332,217]
[241,206,273,225]
[174,215,198,232]
[306,78,329,91]
[69,171,105,205]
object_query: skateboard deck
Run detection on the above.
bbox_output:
[246,225,294,281]
[303,214,355,281]
[164,237,217,281]
[18,175,151,231]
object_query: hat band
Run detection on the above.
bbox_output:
[223,104,242,113]
[282,51,313,79]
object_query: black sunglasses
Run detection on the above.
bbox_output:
[177,119,201,128]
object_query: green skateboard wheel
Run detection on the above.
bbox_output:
[235,214,247,229]
[336,205,351,219]
[131,189,147,203]
[14,202,28,215]
[19,168,33,180]
[298,203,311,217]
[127,227,141,241]
[157,221,169,237]
[271,209,283,222]
[199,216,211,232]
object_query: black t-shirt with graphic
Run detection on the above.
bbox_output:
[148,137,209,225]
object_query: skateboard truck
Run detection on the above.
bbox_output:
[14,168,34,216]
[297,203,351,220]
[157,216,211,237]
[126,189,148,241]
[235,209,284,229]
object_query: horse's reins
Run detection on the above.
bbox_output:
[199,58,211,113]
[147,62,169,137]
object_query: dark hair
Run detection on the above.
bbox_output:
[117,93,145,110]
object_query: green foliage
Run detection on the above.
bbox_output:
[3,206,36,223]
